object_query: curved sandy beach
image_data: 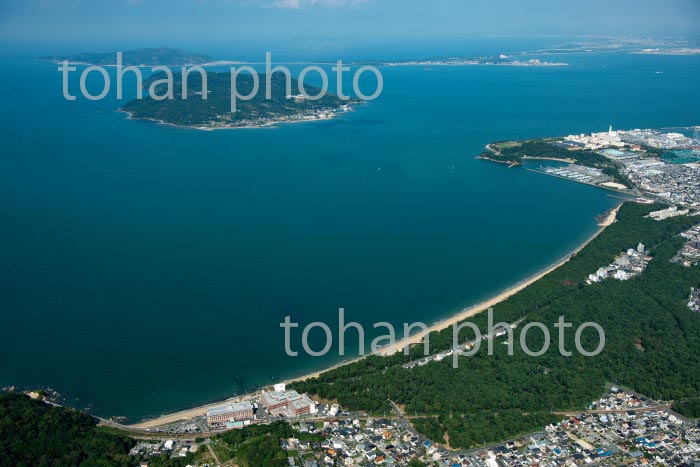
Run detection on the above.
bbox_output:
[131,204,621,429]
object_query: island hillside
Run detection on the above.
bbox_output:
[121,71,354,129]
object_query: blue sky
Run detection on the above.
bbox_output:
[1,0,699,57]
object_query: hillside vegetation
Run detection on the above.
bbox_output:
[0,394,135,467]
[481,140,632,187]
[122,71,351,128]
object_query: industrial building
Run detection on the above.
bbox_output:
[206,401,254,428]
[260,390,317,417]
[649,206,690,220]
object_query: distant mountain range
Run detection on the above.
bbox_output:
[40,47,213,66]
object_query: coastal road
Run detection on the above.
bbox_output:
[98,418,217,440]
[43,401,208,440]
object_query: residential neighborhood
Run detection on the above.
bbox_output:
[453,388,700,467]
[125,388,700,467]
[672,225,700,267]
[689,288,700,313]
[587,243,652,284]
[562,128,700,208]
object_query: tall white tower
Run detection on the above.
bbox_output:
[609,125,613,136]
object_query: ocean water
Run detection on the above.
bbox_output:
[0,52,698,421]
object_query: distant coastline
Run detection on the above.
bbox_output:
[381,58,568,67]
[633,48,700,56]
[40,47,213,67]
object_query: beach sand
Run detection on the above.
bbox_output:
[131,204,621,429]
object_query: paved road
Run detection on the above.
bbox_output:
[207,444,221,466]
[387,400,411,432]
[98,419,215,440]
[387,400,447,453]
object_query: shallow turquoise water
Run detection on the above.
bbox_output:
[0,52,698,420]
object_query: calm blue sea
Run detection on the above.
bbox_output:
[0,51,698,421]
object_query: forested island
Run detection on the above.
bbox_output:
[41,47,212,66]
[121,71,354,129]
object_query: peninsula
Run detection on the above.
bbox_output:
[479,127,700,206]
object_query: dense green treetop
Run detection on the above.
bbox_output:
[122,71,353,128]
[481,140,633,187]
[0,393,136,467]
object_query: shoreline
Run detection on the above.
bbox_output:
[375,202,620,356]
[130,203,622,429]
